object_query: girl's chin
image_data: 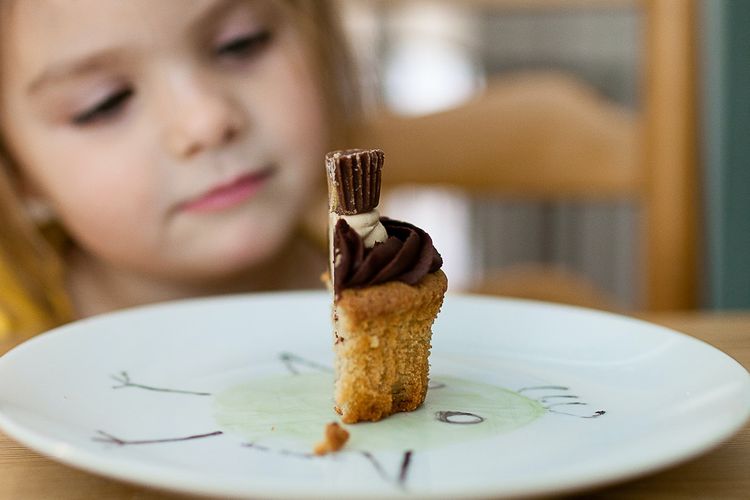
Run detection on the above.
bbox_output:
[172,232,291,279]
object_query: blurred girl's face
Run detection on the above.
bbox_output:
[0,0,328,280]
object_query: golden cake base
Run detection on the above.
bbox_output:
[329,270,448,423]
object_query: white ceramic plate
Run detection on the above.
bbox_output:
[1,292,749,499]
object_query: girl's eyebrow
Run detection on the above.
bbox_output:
[189,0,253,33]
[27,51,123,95]
[26,0,249,95]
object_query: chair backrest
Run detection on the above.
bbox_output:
[362,72,638,198]
[353,0,698,311]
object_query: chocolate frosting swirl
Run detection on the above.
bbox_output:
[333,217,443,295]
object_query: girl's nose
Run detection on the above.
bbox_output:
[163,76,245,159]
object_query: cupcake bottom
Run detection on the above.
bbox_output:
[330,270,448,424]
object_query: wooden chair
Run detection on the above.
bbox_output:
[352,0,698,311]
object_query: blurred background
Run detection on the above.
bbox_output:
[337,0,749,312]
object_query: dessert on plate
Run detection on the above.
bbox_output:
[325,148,447,424]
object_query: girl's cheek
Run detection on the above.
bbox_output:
[33,135,150,213]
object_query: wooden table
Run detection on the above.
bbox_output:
[1,312,749,499]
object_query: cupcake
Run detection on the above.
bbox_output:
[325,148,447,424]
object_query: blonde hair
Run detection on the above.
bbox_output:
[0,0,361,340]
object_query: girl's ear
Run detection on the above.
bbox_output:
[23,195,57,225]
[18,175,57,225]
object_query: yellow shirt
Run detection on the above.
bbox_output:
[0,259,72,343]
[0,219,76,342]
[0,265,62,341]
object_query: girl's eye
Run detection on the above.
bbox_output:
[72,88,134,126]
[215,30,272,60]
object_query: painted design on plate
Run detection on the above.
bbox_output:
[110,371,211,396]
[518,386,606,418]
[213,372,544,452]
[97,352,606,491]
[93,430,223,446]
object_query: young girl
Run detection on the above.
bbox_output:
[0,0,360,340]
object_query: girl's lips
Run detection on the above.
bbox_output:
[181,168,274,213]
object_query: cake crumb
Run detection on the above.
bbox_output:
[313,422,350,455]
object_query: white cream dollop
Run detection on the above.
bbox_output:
[339,210,388,248]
